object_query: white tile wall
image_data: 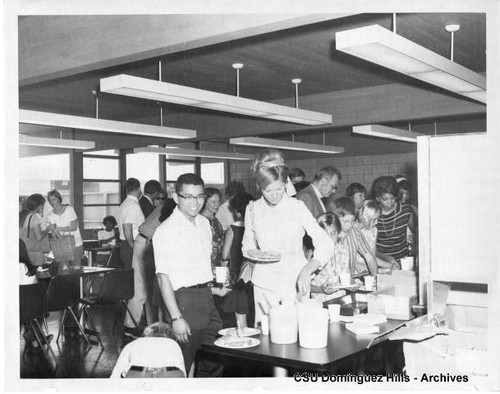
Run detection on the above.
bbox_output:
[229,152,417,198]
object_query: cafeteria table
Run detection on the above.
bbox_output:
[202,318,407,377]
[83,240,114,267]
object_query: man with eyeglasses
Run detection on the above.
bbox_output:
[153,173,223,377]
[296,166,342,219]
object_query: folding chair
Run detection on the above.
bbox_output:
[78,268,138,349]
[45,274,92,347]
[20,282,56,362]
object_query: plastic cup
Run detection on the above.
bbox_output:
[364,275,376,290]
[327,304,341,322]
[215,266,229,283]
[400,257,414,271]
[339,273,351,286]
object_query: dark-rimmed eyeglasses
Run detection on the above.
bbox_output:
[177,193,206,203]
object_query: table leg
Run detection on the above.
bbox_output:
[273,366,288,377]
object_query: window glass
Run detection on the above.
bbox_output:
[126,153,160,189]
[83,157,119,180]
[83,182,121,205]
[166,162,195,182]
[19,153,70,201]
[201,162,224,185]
[83,205,120,230]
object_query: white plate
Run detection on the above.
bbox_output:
[243,249,281,263]
[214,337,260,349]
[218,327,260,337]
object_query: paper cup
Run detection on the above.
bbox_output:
[215,266,228,283]
[364,275,376,290]
[339,273,351,286]
[327,304,341,322]
[400,257,414,271]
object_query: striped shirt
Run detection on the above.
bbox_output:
[376,203,413,260]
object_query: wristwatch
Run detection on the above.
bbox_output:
[172,315,183,322]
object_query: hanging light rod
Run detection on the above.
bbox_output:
[134,146,254,161]
[230,136,344,154]
[19,134,95,150]
[352,125,424,143]
[336,24,486,104]
[100,74,332,126]
[19,110,196,139]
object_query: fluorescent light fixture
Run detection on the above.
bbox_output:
[100,74,332,126]
[134,146,254,161]
[19,110,196,139]
[353,124,424,143]
[230,136,344,154]
[336,25,486,104]
[19,134,96,149]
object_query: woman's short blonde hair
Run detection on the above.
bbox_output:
[357,199,381,226]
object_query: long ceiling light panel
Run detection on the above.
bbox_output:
[19,134,96,149]
[230,136,344,154]
[19,110,196,139]
[100,74,332,126]
[353,124,424,143]
[336,25,486,104]
[134,146,254,161]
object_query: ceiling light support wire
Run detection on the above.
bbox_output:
[292,79,302,108]
[93,89,99,119]
[445,24,460,62]
[392,13,397,34]
[232,63,244,97]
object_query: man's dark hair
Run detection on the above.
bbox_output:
[225,181,245,199]
[289,167,306,179]
[144,180,162,195]
[125,178,141,194]
[175,173,205,194]
[332,196,356,217]
[313,166,342,182]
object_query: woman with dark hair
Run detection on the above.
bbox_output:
[47,189,84,268]
[371,176,417,263]
[19,193,55,266]
[345,182,367,212]
[242,149,334,325]
[221,192,254,328]
[200,187,224,270]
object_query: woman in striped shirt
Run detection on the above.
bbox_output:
[371,176,417,264]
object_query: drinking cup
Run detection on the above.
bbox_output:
[327,304,341,323]
[215,266,229,283]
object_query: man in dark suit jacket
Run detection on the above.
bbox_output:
[296,166,342,218]
[140,180,162,218]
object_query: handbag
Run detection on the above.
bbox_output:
[19,214,50,265]
[49,234,76,262]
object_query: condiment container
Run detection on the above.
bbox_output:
[269,304,298,344]
[297,303,329,348]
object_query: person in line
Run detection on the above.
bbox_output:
[345,182,367,213]
[221,191,255,329]
[139,180,162,218]
[118,178,145,269]
[331,196,378,278]
[296,166,342,219]
[289,167,305,184]
[371,176,417,263]
[215,181,246,232]
[310,213,346,302]
[200,188,224,272]
[354,200,397,272]
[46,189,84,268]
[154,173,223,377]
[242,149,334,325]
[19,194,54,266]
